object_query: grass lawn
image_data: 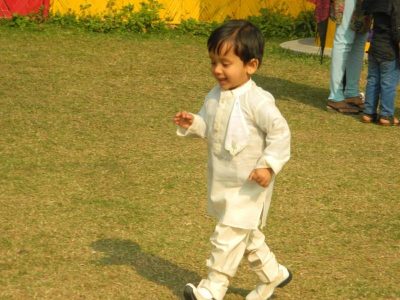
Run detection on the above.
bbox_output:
[0,26,399,299]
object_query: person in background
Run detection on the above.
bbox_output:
[326,0,371,114]
[361,0,400,126]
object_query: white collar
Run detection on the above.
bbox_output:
[220,79,254,98]
[231,79,253,98]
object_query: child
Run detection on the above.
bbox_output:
[173,20,292,300]
[361,0,400,126]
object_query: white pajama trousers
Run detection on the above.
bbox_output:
[198,223,280,300]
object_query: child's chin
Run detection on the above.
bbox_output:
[219,82,232,90]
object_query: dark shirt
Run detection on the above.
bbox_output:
[369,12,398,62]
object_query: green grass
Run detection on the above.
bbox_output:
[0,26,399,299]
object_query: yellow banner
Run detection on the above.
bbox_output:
[50,0,314,23]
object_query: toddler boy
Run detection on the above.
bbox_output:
[173,20,292,300]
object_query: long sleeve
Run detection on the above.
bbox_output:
[253,103,291,175]
[176,105,207,138]
[391,0,400,44]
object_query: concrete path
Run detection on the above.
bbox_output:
[279,38,331,57]
[280,37,368,59]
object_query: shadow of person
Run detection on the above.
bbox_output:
[91,238,251,298]
[91,238,201,298]
[253,74,328,111]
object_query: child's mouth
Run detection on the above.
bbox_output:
[218,78,228,85]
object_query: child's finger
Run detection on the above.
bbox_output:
[183,112,193,121]
[173,112,182,122]
[248,170,254,180]
[175,111,184,118]
[248,170,256,180]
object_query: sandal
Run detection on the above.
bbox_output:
[361,113,378,123]
[327,100,360,114]
[377,116,400,126]
[345,95,365,111]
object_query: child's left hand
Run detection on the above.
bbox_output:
[248,168,274,188]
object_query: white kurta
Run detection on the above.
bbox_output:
[178,79,290,229]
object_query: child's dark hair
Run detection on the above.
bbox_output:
[207,19,265,66]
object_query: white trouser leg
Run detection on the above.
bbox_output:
[198,223,248,300]
[199,224,280,299]
[246,228,280,283]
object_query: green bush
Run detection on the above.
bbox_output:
[0,14,32,28]
[1,0,167,33]
[0,5,47,28]
[69,0,167,33]
[293,10,316,38]
[249,8,315,39]
[175,18,219,37]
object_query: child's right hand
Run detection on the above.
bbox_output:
[173,111,194,129]
[248,168,273,188]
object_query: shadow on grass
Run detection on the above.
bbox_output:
[253,74,328,111]
[91,238,250,298]
[91,238,200,298]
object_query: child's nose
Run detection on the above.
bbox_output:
[213,64,222,75]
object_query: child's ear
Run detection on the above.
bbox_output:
[246,58,259,75]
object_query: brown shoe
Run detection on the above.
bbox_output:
[345,95,364,111]
[327,100,360,114]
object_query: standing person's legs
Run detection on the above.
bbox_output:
[378,59,400,125]
[343,32,368,99]
[245,229,292,300]
[327,0,367,114]
[329,0,356,102]
[362,55,380,122]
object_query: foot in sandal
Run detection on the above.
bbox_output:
[377,116,400,126]
[361,113,378,123]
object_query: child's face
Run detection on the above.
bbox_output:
[209,43,258,90]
